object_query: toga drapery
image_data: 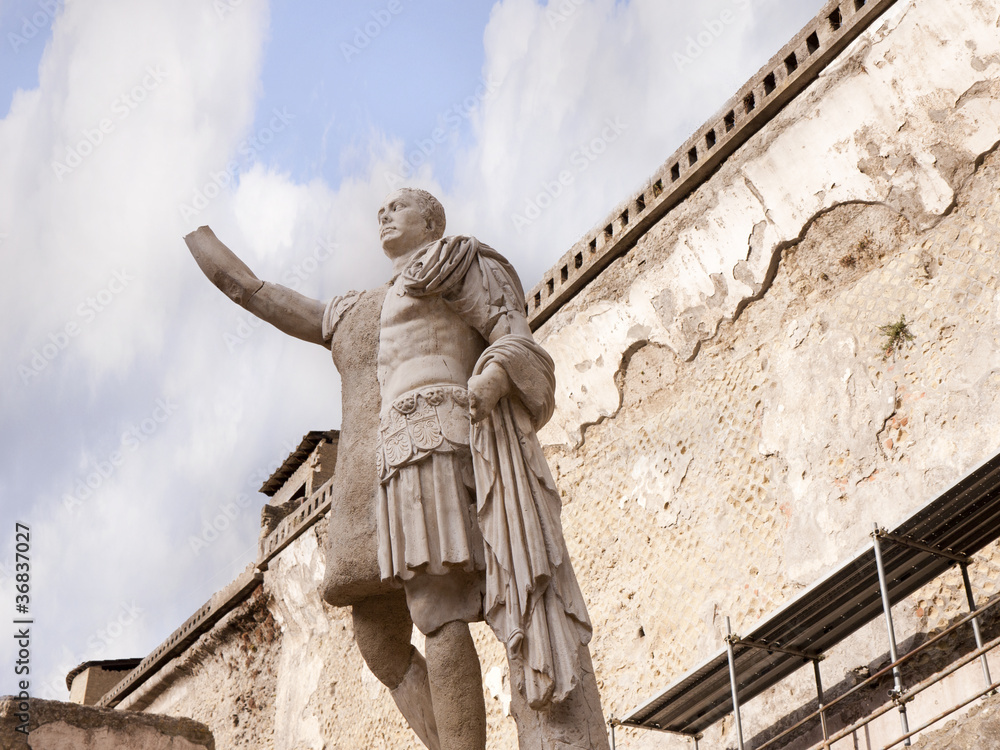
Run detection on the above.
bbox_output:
[402,236,593,709]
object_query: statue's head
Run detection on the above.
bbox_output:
[378,188,446,259]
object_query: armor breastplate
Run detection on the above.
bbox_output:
[377,275,484,403]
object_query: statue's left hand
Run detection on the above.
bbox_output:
[468,362,510,423]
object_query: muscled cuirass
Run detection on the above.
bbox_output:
[377,275,485,403]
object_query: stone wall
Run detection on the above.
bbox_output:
[533,0,1000,745]
[910,691,1000,749]
[113,0,1000,747]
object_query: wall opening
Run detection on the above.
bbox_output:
[806,31,820,54]
[785,52,798,74]
[724,110,736,132]
[764,72,776,95]
[705,129,717,149]
[744,92,756,114]
[829,7,843,30]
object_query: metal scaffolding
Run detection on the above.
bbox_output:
[616,450,1000,747]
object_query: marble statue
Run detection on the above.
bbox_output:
[185,188,609,750]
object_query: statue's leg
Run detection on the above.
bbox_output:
[424,619,487,750]
[352,592,440,750]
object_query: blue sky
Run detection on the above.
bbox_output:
[250,2,499,189]
[0,0,823,699]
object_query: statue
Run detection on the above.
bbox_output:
[185,188,609,750]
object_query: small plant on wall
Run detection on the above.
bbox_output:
[879,314,915,358]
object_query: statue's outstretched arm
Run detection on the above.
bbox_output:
[184,226,326,347]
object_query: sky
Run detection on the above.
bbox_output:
[0,0,823,700]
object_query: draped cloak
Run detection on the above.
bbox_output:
[402,236,593,709]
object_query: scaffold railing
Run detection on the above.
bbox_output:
[616,449,1000,749]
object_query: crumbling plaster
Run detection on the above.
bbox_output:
[536,0,1000,448]
[531,0,1000,744]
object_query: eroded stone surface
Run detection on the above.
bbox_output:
[541,149,1000,747]
[537,0,1000,447]
[0,697,213,749]
[910,691,1000,749]
[530,1,1000,746]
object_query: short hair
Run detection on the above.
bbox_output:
[400,188,446,239]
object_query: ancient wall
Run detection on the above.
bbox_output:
[119,520,518,749]
[532,0,1000,746]
[104,0,1000,747]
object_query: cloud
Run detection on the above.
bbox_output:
[0,0,280,697]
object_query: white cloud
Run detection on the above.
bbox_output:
[0,0,278,697]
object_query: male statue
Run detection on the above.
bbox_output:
[185,189,609,750]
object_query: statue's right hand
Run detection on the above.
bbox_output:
[184,226,264,306]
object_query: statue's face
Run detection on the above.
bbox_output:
[378,190,434,257]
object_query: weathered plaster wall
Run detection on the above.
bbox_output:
[533,0,1000,746]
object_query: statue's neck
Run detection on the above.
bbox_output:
[388,238,439,277]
